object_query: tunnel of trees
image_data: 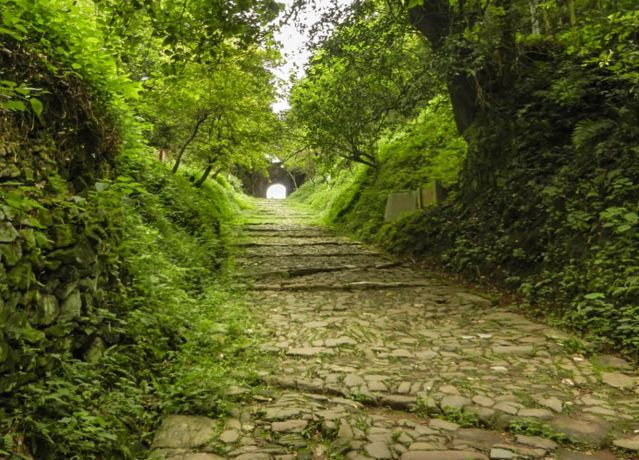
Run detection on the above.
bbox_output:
[0,0,637,456]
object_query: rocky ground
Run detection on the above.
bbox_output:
[151,200,639,460]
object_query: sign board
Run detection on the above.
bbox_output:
[384,190,420,222]
[384,180,446,222]
[420,180,446,207]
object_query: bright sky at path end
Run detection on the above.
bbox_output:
[271,0,337,113]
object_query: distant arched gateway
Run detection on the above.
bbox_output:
[235,160,305,198]
[266,183,287,199]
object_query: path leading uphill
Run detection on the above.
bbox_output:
[151,200,639,460]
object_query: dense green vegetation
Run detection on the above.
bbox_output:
[0,150,258,457]
[288,0,639,358]
[291,96,466,231]
[1,0,638,455]
[0,0,273,456]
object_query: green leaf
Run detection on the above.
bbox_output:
[0,26,23,40]
[616,224,631,233]
[95,182,110,192]
[29,97,44,119]
[584,292,605,300]
[1,100,26,111]
[16,326,46,343]
[1,10,17,26]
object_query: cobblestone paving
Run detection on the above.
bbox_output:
[151,200,639,460]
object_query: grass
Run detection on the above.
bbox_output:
[440,408,482,427]
[506,418,570,444]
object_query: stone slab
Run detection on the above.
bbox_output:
[384,191,419,222]
[151,415,217,449]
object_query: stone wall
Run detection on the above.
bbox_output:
[0,117,123,393]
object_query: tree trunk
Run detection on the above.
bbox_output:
[542,8,553,36]
[408,2,478,133]
[407,0,452,50]
[530,0,540,34]
[285,168,299,191]
[211,166,224,179]
[447,75,479,134]
[194,163,215,187]
[567,0,577,27]
[171,112,210,174]
[349,152,377,168]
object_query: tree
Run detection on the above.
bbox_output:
[404,0,639,133]
[93,0,282,72]
[85,0,283,186]
[289,2,439,168]
[142,43,278,183]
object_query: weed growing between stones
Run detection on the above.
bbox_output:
[411,399,482,429]
[440,408,481,428]
[350,393,377,405]
[352,416,369,434]
[553,336,592,356]
[507,418,570,445]
[411,397,436,419]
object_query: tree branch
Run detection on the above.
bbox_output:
[171,111,210,174]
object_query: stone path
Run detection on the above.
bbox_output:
[151,200,639,460]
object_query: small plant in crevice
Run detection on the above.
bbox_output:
[351,416,369,434]
[440,407,481,428]
[555,336,592,356]
[507,418,570,444]
[350,392,376,405]
[411,397,438,419]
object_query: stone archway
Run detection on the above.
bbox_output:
[235,161,305,198]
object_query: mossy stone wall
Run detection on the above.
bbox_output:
[0,116,124,393]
